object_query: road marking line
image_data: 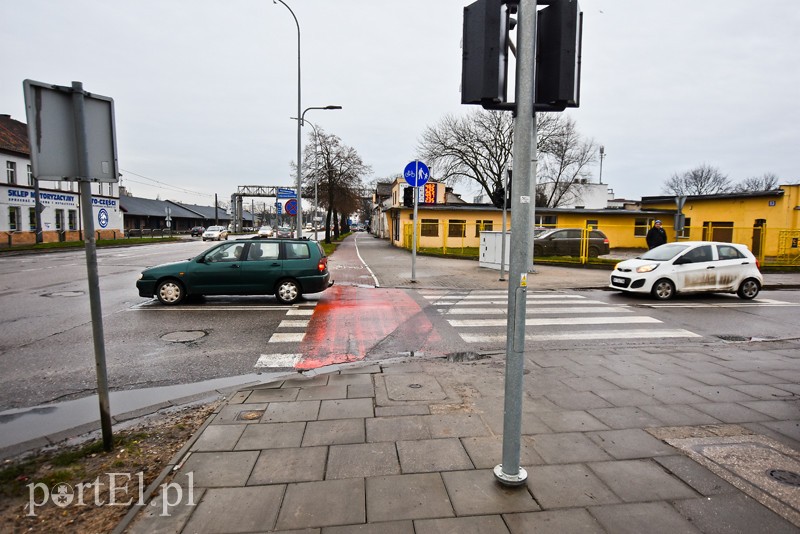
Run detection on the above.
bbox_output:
[279,320,310,328]
[268,333,306,343]
[460,328,701,343]
[255,353,301,368]
[439,306,633,315]
[448,316,662,327]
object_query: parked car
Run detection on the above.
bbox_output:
[137,238,333,305]
[533,228,610,258]
[202,225,229,241]
[609,241,762,300]
[257,225,273,237]
[276,225,293,238]
[190,226,205,237]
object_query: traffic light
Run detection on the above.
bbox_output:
[490,171,511,209]
[403,186,414,207]
[461,0,510,106]
[535,0,583,110]
[461,0,582,112]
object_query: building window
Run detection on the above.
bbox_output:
[9,207,20,230]
[448,219,466,238]
[475,219,493,237]
[678,217,691,239]
[586,219,598,229]
[27,164,34,186]
[634,218,652,237]
[55,209,64,230]
[6,161,16,184]
[29,207,36,231]
[68,210,77,230]
[421,218,439,237]
[536,215,558,227]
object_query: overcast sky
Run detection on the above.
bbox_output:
[3,0,798,205]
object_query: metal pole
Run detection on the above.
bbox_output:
[411,162,419,283]
[499,166,509,281]
[494,0,537,487]
[72,81,113,452]
[275,0,302,238]
[34,179,43,244]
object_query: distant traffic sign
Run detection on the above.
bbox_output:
[276,201,282,215]
[277,188,297,199]
[285,198,298,216]
[404,160,429,187]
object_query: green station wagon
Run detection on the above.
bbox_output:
[137,238,332,305]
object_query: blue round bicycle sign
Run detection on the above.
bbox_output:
[403,160,429,188]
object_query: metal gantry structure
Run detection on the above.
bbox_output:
[229,185,297,232]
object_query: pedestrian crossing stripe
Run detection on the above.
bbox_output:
[279,320,310,328]
[269,332,305,343]
[423,293,587,300]
[447,316,662,327]
[433,299,607,306]
[255,353,302,368]
[438,306,633,315]
[460,329,701,343]
[287,308,314,315]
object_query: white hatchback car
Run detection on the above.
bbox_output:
[610,241,763,300]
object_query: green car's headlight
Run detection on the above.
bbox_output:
[137,273,144,280]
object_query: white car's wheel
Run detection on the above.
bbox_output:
[651,278,676,300]
[737,278,760,300]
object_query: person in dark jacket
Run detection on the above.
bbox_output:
[646,220,668,249]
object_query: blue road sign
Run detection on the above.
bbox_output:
[285,198,298,216]
[276,201,282,215]
[404,160,430,187]
[277,188,297,199]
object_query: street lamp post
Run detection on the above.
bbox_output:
[273,0,303,237]
[294,106,341,239]
[599,145,606,184]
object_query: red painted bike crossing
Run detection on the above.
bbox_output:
[296,285,441,370]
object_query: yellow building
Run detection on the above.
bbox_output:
[380,179,800,265]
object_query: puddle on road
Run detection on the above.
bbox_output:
[0,372,288,452]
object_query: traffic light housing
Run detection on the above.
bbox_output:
[535,0,582,110]
[461,0,510,106]
[461,0,582,112]
[403,186,414,207]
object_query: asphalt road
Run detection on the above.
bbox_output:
[0,237,798,413]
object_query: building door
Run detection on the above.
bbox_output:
[752,219,765,256]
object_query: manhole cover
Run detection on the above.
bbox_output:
[767,469,800,487]
[44,291,84,298]
[160,330,207,343]
[237,410,264,421]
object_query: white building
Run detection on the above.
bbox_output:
[1,114,122,244]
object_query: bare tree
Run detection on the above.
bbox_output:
[733,172,780,192]
[662,164,732,195]
[302,128,371,243]
[417,108,586,204]
[536,116,597,207]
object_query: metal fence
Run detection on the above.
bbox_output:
[400,221,800,266]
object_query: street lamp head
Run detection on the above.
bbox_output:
[599,145,605,155]
[324,105,342,110]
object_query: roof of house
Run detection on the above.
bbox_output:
[119,195,254,221]
[642,189,785,204]
[0,114,31,156]
[120,196,201,218]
